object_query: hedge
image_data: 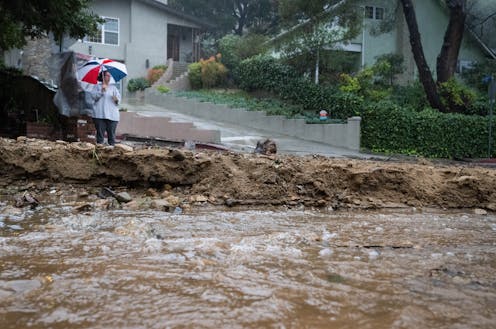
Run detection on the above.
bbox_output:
[237,55,363,119]
[236,55,495,159]
[361,101,495,158]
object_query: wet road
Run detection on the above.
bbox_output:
[1,204,495,328]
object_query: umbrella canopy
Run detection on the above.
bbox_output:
[77,58,127,84]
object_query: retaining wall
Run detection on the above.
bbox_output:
[145,90,361,151]
[117,111,221,144]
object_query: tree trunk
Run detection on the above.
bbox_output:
[400,0,446,112]
[436,0,466,83]
[314,48,320,84]
[233,0,248,35]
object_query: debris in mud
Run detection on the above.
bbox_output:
[254,138,277,155]
[14,192,40,209]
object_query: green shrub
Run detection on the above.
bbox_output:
[188,62,202,89]
[339,68,391,102]
[219,34,268,77]
[188,55,228,89]
[438,78,477,114]
[218,34,242,73]
[152,64,167,70]
[372,53,404,86]
[201,55,228,88]
[127,78,150,92]
[236,55,363,118]
[156,85,170,93]
[361,100,495,158]
[390,82,428,112]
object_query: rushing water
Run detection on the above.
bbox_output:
[1,204,495,329]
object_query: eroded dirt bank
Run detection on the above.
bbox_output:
[1,137,496,210]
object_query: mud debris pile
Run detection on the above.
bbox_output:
[1,137,496,211]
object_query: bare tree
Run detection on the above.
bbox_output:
[436,0,467,83]
[400,0,446,111]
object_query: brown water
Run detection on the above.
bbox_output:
[1,205,495,329]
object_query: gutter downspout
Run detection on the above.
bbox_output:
[361,6,365,68]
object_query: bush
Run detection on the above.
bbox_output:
[361,100,495,158]
[438,78,477,114]
[236,55,363,118]
[152,64,167,71]
[219,34,268,76]
[372,53,404,86]
[201,55,227,88]
[127,78,150,92]
[218,34,242,73]
[156,85,170,93]
[390,82,428,112]
[188,55,228,89]
[147,66,166,85]
[188,62,202,89]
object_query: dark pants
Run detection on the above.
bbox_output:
[93,118,118,145]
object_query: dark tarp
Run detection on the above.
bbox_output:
[50,51,94,117]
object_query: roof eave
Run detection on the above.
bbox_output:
[137,0,215,29]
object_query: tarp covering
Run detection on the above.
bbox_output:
[49,51,95,117]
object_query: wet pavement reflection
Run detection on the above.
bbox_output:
[1,206,495,328]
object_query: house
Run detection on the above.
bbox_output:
[272,0,495,83]
[354,0,495,83]
[3,0,211,92]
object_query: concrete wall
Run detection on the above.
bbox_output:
[117,111,220,143]
[145,91,361,151]
[69,0,129,62]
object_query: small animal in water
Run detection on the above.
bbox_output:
[254,139,277,155]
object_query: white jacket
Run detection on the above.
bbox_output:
[92,84,121,122]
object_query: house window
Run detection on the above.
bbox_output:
[375,7,384,20]
[365,6,374,19]
[87,17,119,45]
[365,6,385,20]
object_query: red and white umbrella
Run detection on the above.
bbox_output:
[77,58,127,84]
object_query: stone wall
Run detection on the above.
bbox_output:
[21,37,52,81]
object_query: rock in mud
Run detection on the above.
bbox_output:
[116,192,132,203]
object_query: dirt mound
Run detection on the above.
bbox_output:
[1,137,496,210]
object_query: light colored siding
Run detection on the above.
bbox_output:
[125,0,169,78]
[70,0,130,62]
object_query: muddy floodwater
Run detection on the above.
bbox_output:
[1,205,495,329]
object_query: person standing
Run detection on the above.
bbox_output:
[92,70,121,145]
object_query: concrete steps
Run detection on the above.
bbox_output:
[152,60,190,91]
[170,62,188,81]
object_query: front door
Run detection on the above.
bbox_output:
[167,34,180,61]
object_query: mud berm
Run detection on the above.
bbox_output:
[1,137,496,211]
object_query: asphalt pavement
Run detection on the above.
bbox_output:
[120,101,376,159]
